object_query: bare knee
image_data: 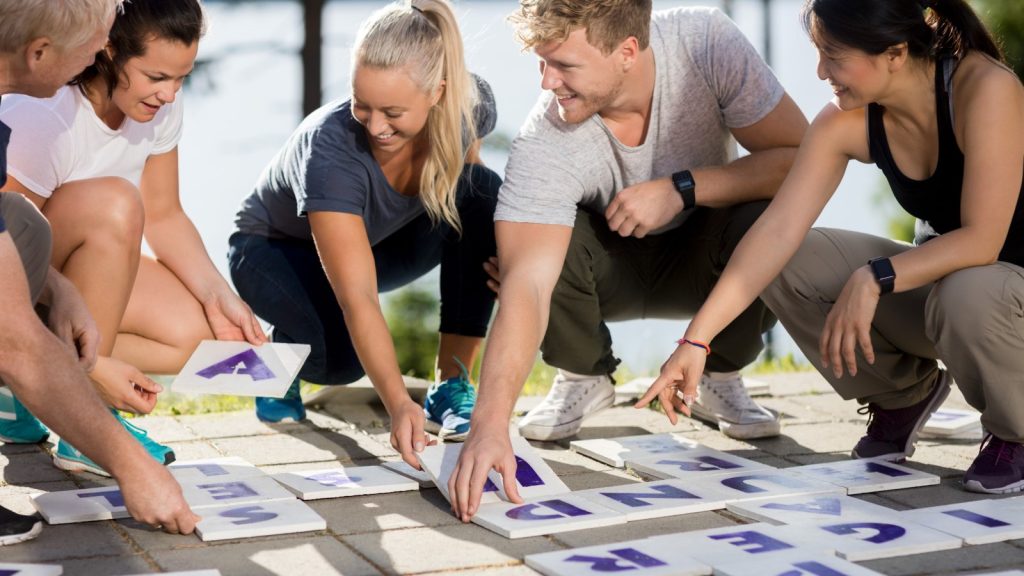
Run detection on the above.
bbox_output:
[46,177,144,260]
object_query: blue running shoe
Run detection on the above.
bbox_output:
[53,410,175,477]
[256,377,306,423]
[423,359,476,442]
[0,388,49,444]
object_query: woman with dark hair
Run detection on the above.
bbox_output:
[0,0,264,476]
[641,0,1024,493]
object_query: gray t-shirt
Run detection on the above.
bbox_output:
[234,76,496,246]
[495,7,784,233]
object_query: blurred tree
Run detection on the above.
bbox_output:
[974,0,1024,79]
[384,286,440,380]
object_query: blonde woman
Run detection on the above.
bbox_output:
[229,0,499,466]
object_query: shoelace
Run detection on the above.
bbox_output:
[978,433,1024,466]
[444,377,477,416]
[112,411,151,439]
[542,375,596,413]
[857,404,898,440]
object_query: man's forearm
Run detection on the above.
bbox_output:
[691,146,798,207]
[1,322,154,479]
[471,283,550,430]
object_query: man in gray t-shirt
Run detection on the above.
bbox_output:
[447,1,807,522]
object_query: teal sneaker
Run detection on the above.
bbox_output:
[0,388,49,444]
[423,359,476,442]
[53,410,175,477]
[255,377,306,423]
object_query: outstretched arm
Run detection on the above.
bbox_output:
[0,234,198,533]
[309,211,433,468]
[140,149,266,345]
[448,221,572,522]
[638,102,855,417]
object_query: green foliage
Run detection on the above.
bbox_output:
[975,0,1024,80]
[871,176,916,243]
[384,286,441,380]
[747,353,814,375]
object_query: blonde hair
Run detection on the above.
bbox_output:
[0,0,121,53]
[509,0,652,54]
[353,0,476,233]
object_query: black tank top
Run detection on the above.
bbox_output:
[868,57,1024,266]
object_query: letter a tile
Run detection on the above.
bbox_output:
[726,494,902,525]
[625,446,772,480]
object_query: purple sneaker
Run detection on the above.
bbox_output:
[852,370,952,462]
[963,434,1024,494]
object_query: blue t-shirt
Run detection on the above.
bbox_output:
[234,76,496,246]
[0,118,10,233]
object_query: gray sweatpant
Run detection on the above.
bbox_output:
[762,227,1024,442]
[0,192,50,305]
[541,203,776,376]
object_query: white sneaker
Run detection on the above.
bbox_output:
[517,370,615,441]
[690,371,780,440]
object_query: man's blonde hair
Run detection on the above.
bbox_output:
[0,0,120,53]
[509,0,652,54]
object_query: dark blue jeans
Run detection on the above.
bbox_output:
[228,164,501,385]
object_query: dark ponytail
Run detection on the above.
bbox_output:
[802,0,1003,62]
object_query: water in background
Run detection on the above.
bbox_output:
[180,0,889,372]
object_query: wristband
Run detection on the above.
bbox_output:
[671,170,696,211]
[676,337,711,356]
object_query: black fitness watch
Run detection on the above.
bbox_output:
[867,257,896,295]
[671,170,696,211]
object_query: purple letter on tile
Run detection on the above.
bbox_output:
[764,496,843,516]
[198,481,259,500]
[483,455,544,492]
[307,471,361,488]
[779,561,848,576]
[565,547,668,571]
[78,489,125,508]
[506,499,591,521]
[822,522,906,543]
[601,484,700,507]
[197,349,274,381]
[220,505,278,525]
[657,456,742,472]
[943,509,1011,528]
[708,530,793,554]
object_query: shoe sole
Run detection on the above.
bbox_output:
[852,372,952,461]
[963,477,1024,495]
[0,519,42,546]
[518,387,616,442]
[0,432,48,444]
[423,418,471,442]
[52,453,111,477]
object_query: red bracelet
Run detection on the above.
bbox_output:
[676,337,711,356]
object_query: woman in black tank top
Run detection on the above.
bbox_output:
[646,0,1024,495]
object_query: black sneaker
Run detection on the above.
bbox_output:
[963,434,1024,494]
[852,370,952,462]
[0,504,43,546]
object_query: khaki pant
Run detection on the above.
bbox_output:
[541,204,776,376]
[762,227,1024,442]
[0,192,50,304]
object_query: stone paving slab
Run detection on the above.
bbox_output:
[149,536,381,576]
[0,370,1006,575]
[342,523,560,575]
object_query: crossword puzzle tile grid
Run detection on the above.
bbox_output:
[25,440,1024,575]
